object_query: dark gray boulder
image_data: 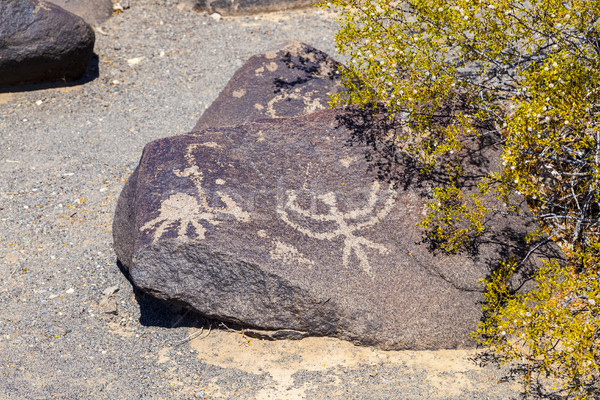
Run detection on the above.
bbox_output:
[49,0,113,26]
[186,0,313,16]
[193,41,343,131]
[0,0,95,87]
[113,107,557,350]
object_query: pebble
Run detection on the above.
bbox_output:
[100,298,118,315]
[127,57,144,66]
[102,285,119,297]
[211,13,222,21]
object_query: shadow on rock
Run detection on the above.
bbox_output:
[0,53,100,94]
[117,260,201,329]
[118,259,266,336]
[335,105,564,293]
[336,105,498,191]
[272,48,340,93]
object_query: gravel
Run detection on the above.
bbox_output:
[0,1,527,398]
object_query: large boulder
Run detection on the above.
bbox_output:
[49,0,114,26]
[113,107,558,350]
[186,0,313,16]
[0,0,95,87]
[193,41,343,131]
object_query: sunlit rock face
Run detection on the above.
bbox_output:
[113,105,556,350]
[193,41,343,131]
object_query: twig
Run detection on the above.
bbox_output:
[170,308,191,328]
[173,325,212,347]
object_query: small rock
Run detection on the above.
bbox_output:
[102,285,119,297]
[115,0,130,9]
[65,288,74,294]
[127,57,144,66]
[210,12,222,21]
[100,298,118,315]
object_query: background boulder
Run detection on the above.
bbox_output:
[49,0,114,26]
[0,0,95,87]
[185,0,313,16]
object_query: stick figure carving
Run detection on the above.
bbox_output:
[141,146,251,242]
[277,181,396,274]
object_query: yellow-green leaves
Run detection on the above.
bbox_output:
[477,259,600,399]
[324,0,600,397]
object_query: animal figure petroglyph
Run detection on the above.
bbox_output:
[141,146,251,242]
[278,181,396,275]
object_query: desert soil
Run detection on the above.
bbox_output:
[0,1,524,398]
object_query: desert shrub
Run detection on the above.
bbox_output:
[322,0,600,397]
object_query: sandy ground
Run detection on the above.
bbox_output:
[0,1,526,398]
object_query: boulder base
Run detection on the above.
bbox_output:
[113,108,554,350]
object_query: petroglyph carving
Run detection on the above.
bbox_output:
[339,156,357,168]
[141,144,251,242]
[277,182,396,274]
[270,240,315,267]
[266,88,323,118]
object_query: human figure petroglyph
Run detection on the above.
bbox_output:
[141,145,251,242]
[277,181,396,275]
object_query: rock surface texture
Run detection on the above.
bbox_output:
[186,0,313,16]
[113,107,556,350]
[193,41,343,131]
[49,0,114,25]
[0,0,95,87]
